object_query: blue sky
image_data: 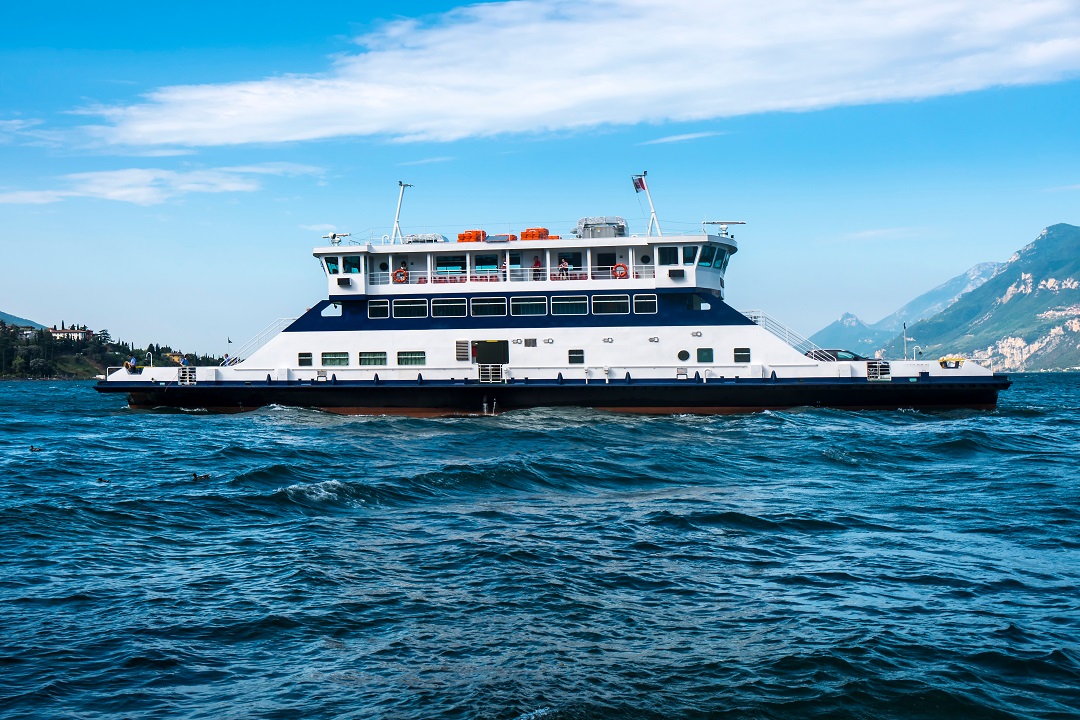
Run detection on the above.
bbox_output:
[2,0,1079,354]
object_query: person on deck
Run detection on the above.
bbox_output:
[558,258,569,279]
[532,256,542,280]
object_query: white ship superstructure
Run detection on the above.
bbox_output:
[97,181,1009,413]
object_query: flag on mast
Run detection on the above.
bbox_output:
[632,175,647,193]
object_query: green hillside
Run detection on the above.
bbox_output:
[884,223,1080,370]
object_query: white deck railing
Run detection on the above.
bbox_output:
[741,310,822,355]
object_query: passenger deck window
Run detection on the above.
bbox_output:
[324,257,340,274]
[697,348,714,362]
[511,297,547,316]
[393,299,428,318]
[551,295,588,315]
[568,349,585,364]
[633,294,658,314]
[368,299,389,318]
[397,351,426,366]
[734,348,751,363]
[343,256,361,274]
[298,352,313,367]
[471,297,507,316]
[436,255,467,275]
[432,298,467,317]
[322,352,349,366]
[657,247,678,265]
[474,254,499,271]
[359,351,387,366]
[592,294,630,314]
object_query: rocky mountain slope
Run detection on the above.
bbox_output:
[882,223,1080,370]
[810,262,1001,356]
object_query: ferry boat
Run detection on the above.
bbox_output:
[95,179,1011,414]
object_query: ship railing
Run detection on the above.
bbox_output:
[741,310,823,355]
[364,266,657,286]
[230,317,297,362]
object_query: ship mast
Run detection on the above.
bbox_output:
[632,171,662,237]
[391,181,413,244]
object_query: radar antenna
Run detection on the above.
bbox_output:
[703,220,746,238]
[631,171,662,237]
[322,232,351,245]
[391,181,414,244]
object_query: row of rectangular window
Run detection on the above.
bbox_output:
[368,294,658,319]
[298,351,427,367]
[298,347,750,368]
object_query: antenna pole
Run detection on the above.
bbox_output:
[392,181,413,243]
[633,171,662,237]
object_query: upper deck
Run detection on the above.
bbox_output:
[314,221,739,301]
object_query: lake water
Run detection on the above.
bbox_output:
[1,375,1077,719]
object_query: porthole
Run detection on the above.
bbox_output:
[640,254,651,264]
[379,261,389,272]
[677,350,690,361]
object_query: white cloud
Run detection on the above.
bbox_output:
[79,0,1080,147]
[0,163,323,205]
[639,132,726,145]
[397,156,455,165]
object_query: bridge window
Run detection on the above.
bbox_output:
[698,245,717,267]
[718,250,730,273]
[568,349,585,364]
[511,296,547,316]
[359,352,387,366]
[697,348,713,362]
[368,299,389,318]
[397,351,426,366]
[633,294,657,314]
[432,298,467,317]
[683,246,698,264]
[734,348,751,363]
[321,352,349,366]
[343,256,361,274]
[393,299,428,318]
[592,294,630,314]
[657,247,678,265]
[324,256,340,274]
[298,352,313,367]
[471,297,507,316]
[551,295,588,315]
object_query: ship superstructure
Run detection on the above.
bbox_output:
[95,181,1010,413]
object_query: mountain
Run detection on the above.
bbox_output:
[809,262,1000,355]
[881,223,1080,370]
[873,261,1001,332]
[0,310,45,328]
[809,313,896,356]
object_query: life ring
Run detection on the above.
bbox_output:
[393,268,409,283]
[123,361,134,371]
[612,263,629,279]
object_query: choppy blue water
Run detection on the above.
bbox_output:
[1,376,1078,720]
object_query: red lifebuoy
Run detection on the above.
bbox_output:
[612,263,629,279]
[393,268,409,283]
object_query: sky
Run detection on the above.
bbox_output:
[1,0,1079,354]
